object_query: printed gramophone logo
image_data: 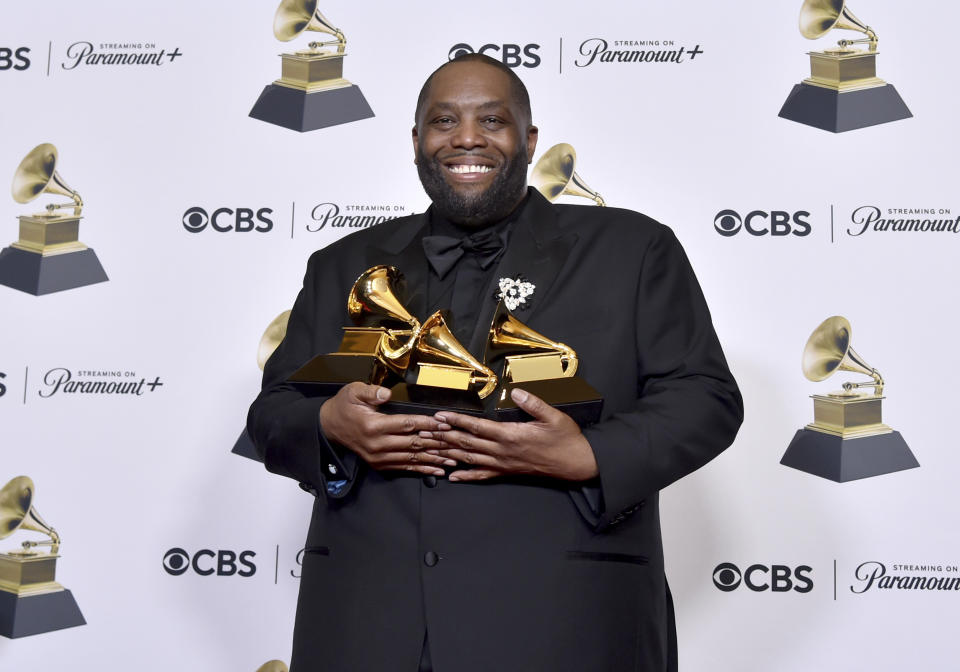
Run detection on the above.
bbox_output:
[249,0,374,132]
[779,0,911,133]
[33,368,164,400]
[780,316,918,482]
[0,476,85,639]
[0,143,108,296]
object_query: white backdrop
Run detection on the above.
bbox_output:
[2,1,958,670]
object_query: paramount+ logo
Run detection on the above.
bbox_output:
[448,43,541,68]
[182,207,273,234]
[163,547,256,577]
[712,562,813,593]
[713,209,811,237]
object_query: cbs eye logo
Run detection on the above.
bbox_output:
[447,43,541,68]
[0,371,7,397]
[713,209,812,237]
[181,207,273,233]
[163,547,256,577]
[713,562,813,593]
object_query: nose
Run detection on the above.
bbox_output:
[451,119,487,150]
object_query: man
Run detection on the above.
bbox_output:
[248,54,742,672]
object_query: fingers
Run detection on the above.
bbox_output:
[433,411,506,440]
[449,468,500,482]
[375,413,445,436]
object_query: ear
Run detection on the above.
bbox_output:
[525,125,539,164]
[412,126,419,164]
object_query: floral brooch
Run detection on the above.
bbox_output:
[496,275,535,311]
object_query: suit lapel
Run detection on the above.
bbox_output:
[466,190,578,356]
[364,213,430,321]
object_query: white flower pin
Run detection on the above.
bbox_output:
[496,275,536,311]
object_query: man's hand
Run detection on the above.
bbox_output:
[320,382,455,476]
[424,388,599,482]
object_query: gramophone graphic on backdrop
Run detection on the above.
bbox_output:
[249,0,374,132]
[233,310,291,461]
[0,476,85,639]
[780,316,919,482]
[779,0,912,132]
[530,143,606,207]
[0,143,108,296]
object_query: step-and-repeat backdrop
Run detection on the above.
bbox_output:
[2,1,957,670]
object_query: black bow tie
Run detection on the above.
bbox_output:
[422,228,507,279]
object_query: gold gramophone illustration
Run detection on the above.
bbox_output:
[780,316,918,482]
[485,302,603,426]
[779,0,911,132]
[0,476,85,638]
[233,309,292,462]
[531,143,606,206]
[384,310,498,416]
[256,662,289,672]
[289,265,421,394]
[0,143,108,295]
[249,0,374,132]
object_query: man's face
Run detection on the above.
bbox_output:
[413,61,538,227]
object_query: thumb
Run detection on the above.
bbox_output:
[351,382,391,406]
[510,387,560,422]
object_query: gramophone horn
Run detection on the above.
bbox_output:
[799,0,877,47]
[0,476,60,553]
[413,311,498,398]
[486,302,578,378]
[530,143,606,207]
[11,143,83,216]
[801,315,883,394]
[273,0,345,46]
[257,310,292,371]
[255,661,289,672]
[347,265,421,361]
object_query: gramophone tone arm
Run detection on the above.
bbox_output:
[21,536,60,554]
[44,191,83,217]
[308,30,346,54]
[841,369,884,396]
[838,26,877,51]
[380,325,422,361]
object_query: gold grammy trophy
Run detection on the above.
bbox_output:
[383,310,498,416]
[233,310,292,462]
[0,476,85,638]
[249,0,374,132]
[779,0,911,132]
[780,316,918,482]
[288,265,421,394]
[485,302,603,426]
[531,143,606,206]
[0,143,108,295]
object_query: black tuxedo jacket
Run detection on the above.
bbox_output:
[248,190,742,672]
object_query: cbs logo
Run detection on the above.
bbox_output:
[448,43,541,68]
[182,207,273,233]
[712,562,813,593]
[0,47,30,71]
[714,209,811,237]
[0,371,7,397]
[163,547,256,577]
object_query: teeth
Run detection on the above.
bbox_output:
[449,165,492,174]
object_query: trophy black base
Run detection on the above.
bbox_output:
[288,354,386,397]
[381,383,485,417]
[0,589,86,639]
[495,379,604,427]
[778,82,912,133]
[780,428,919,483]
[249,83,375,132]
[0,247,108,295]
[231,428,262,462]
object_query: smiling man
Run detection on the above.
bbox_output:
[248,54,742,672]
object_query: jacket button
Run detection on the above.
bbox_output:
[424,551,439,567]
[423,475,437,488]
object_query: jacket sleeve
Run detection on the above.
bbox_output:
[572,225,743,530]
[246,251,361,500]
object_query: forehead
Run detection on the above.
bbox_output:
[422,61,516,113]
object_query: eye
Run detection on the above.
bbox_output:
[431,116,456,127]
[481,116,504,127]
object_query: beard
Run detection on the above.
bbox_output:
[416,144,529,228]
